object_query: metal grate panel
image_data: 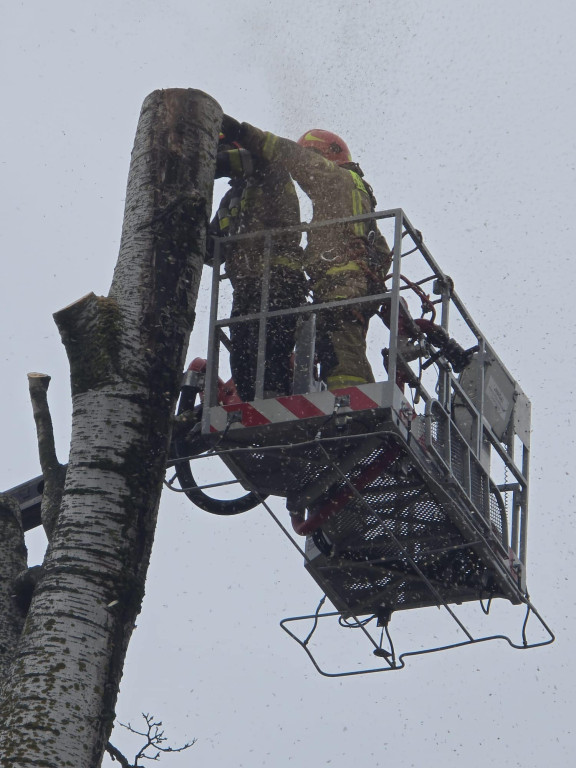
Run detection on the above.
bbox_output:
[221,428,517,616]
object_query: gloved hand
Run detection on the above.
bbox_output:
[221,114,242,143]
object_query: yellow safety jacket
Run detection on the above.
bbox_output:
[210,148,303,287]
[239,125,391,302]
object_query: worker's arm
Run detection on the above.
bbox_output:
[235,121,341,197]
[221,115,342,193]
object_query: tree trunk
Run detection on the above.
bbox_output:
[0,88,222,767]
[0,496,27,682]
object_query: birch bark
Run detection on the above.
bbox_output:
[0,496,27,681]
[0,88,221,767]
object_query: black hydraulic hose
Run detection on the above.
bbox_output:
[171,388,265,515]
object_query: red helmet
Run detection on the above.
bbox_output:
[296,129,352,165]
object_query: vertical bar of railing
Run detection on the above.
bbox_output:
[292,313,317,395]
[477,340,490,522]
[438,280,451,412]
[475,338,487,459]
[255,232,273,400]
[520,444,530,567]
[435,276,453,471]
[507,432,516,552]
[203,237,222,433]
[386,210,404,389]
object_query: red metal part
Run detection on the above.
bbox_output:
[291,443,401,536]
[187,357,242,405]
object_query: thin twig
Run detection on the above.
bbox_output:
[111,712,196,766]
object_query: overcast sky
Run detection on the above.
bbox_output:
[1,2,575,766]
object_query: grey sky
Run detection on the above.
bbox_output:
[1,1,574,766]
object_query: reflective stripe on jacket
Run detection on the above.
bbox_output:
[210,149,303,284]
[240,125,386,299]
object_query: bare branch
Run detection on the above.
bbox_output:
[106,741,133,768]
[27,372,66,539]
[116,713,196,765]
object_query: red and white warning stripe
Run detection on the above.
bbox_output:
[207,381,413,433]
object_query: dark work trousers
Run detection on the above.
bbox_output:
[229,269,308,402]
[315,308,375,389]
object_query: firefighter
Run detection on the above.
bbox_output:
[221,117,391,390]
[208,136,307,401]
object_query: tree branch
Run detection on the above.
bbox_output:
[116,713,196,765]
[53,293,123,396]
[27,372,66,540]
[106,740,132,768]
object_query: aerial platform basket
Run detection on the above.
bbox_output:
[166,207,553,673]
[196,380,520,613]
[7,208,553,675]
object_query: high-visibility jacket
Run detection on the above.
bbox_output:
[238,125,391,302]
[209,148,303,287]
